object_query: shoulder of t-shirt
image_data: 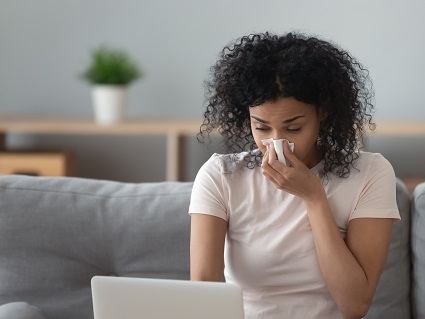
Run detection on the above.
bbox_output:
[200,150,261,175]
[348,151,400,221]
[356,151,395,177]
[352,151,396,192]
[194,153,223,181]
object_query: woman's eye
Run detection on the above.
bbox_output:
[255,127,269,131]
[287,128,300,132]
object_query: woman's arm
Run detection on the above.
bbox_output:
[305,197,393,319]
[190,214,227,282]
[262,141,393,319]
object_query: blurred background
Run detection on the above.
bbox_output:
[0,0,424,183]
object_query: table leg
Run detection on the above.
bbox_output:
[166,133,186,181]
[0,132,5,151]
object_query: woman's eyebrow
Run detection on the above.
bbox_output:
[250,115,305,124]
[282,115,305,124]
[250,116,269,124]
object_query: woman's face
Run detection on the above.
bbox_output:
[249,97,323,168]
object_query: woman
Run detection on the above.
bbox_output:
[189,32,400,319]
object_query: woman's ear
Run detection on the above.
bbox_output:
[319,108,328,121]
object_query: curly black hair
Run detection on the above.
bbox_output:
[198,32,375,178]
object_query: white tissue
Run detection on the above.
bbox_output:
[261,138,295,166]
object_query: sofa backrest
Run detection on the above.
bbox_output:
[412,182,425,319]
[0,175,424,319]
[365,179,412,319]
[0,175,192,319]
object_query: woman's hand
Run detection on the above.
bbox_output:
[261,140,326,202]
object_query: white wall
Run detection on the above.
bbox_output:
[1,0,424,181]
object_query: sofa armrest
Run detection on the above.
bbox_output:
[0,302,46,319]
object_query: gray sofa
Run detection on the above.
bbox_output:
[0,175,423,319]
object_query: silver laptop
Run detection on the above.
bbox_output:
[91,276,244,319]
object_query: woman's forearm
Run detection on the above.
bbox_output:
[305,196,375,319]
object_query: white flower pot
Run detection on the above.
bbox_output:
[92,85,127,125]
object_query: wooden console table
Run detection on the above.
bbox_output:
[0,118,202,181]
[0,119,423,181]
[368,121,425,136]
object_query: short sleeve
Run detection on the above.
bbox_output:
[349,154,400,222]
[188,154,228,221]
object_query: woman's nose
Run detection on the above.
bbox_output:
[273,133,284,140]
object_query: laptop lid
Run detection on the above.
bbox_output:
[91,276,244,319]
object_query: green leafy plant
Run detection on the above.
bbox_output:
[81,46,142,85]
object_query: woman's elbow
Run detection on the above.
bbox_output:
[340,300,372,319]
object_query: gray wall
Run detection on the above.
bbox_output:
[1,0,424,181]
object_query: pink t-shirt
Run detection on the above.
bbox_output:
[189,150,400,319]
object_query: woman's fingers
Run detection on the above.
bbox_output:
[262,140,321,197]
[262,144,269,165]
[282,140,296,167]
[282,140,306,169]
[267,142,275,165]
[262,142,289,189]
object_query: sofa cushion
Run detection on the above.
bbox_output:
[0,302,46,319]
[365,178,411,319]
[0,175,193,319]
[412,182,425,319]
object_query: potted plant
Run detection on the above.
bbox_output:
[81,46,142,124]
